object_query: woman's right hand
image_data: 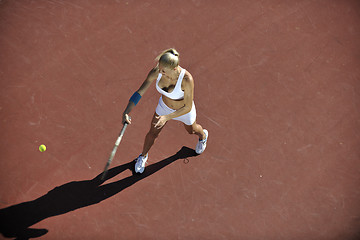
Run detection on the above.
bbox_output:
[123,113,131,124]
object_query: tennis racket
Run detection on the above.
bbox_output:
[101,118,130,180]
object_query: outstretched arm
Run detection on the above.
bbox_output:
[122,67,158,124]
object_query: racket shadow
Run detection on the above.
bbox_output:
[0,146,197,239]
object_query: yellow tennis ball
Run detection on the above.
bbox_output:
[39,144,46,152]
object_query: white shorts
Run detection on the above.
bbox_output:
[155,96,196,126]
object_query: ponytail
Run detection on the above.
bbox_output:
[155,48,180,68]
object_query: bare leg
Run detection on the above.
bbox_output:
[184,121,206,140]
[141,113,166,156]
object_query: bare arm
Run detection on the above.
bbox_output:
[123,67,158,123]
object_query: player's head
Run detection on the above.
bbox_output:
[156,48,180,69]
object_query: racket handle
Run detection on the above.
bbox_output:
[115,121,129,146]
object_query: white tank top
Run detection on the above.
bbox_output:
[156,68,185,100]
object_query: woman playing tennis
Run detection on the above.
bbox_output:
[122,48,208,174]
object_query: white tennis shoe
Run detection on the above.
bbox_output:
[135,153,148,174]
[196,129,208,154]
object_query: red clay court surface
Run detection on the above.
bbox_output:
[1,1,360,239]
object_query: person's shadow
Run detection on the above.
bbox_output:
[0,146,197,240]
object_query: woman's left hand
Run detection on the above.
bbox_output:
[154,115,169,129]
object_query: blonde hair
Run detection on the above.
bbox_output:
[155,48,180,68]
